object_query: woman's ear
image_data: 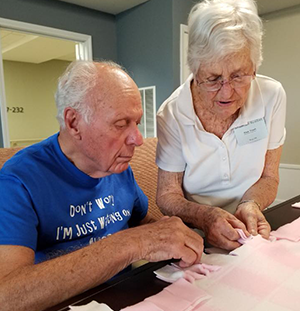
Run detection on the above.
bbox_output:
[64,107,82,140]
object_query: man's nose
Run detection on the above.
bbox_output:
[126,125,143,146]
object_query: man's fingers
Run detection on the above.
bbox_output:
[172,231,203,268]
[141,217,204,266]
[177,247,198,268]
[174,228,204,267]
[184,231,204,264]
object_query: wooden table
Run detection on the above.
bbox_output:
[47,195,300,311]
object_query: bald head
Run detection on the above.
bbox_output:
[55,60,138,128]
[89,63,140,114]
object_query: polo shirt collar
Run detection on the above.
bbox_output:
[233,77,265,128]
[176,74,198,125]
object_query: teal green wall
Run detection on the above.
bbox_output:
[117,0,195,108]
[117,0,174,107]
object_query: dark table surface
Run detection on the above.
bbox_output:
[263,194,300,230]
[47,194,300,311]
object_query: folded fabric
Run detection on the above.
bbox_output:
[120,278,211,311]
[205,228,253,256]
[69,301,114,311]
[270,216,300,242]
[236,228,253,244]
[154,262,221,283]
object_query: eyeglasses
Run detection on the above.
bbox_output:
[196,74,255,92]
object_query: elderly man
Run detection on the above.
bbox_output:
[0,61,203,311]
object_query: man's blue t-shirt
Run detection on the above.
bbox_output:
[0,134,148,263]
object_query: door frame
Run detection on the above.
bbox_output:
[180,24,189,85]
[0,18,93,147]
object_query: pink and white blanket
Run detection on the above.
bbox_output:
[122,217,300,311]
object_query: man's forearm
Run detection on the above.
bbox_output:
[0,216,204,311]
[0,231,138,311]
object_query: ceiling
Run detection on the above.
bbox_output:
[1,29,76,64]
[57,0,149,15]
[56,0,300,16]
[1,0,300,64]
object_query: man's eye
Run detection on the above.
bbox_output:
[115,121,127,128]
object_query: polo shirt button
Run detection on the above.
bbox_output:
[224,173,228,179]
[222,157,226,161]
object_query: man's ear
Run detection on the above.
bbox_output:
[64,107,82,140]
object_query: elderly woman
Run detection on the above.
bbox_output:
[156,0,286,250]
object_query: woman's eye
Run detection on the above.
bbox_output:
[208,77,219,82]
[232,74,243,80]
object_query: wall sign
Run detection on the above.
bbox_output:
[6,107,24,113]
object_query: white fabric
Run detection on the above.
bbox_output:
[291,202,300,208]
[69,301,114,311]
[154,262,221,283]
[156,74,286,213]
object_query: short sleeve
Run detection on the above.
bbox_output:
[128,168,148,225]
[0,174,39,250]
[268,83,287,150]
[156,102,186,172]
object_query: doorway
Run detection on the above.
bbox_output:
[0,18,92,147]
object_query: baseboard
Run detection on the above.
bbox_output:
[279,163,300,170]
[276,163,300,203]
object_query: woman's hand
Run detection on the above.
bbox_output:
[234,201,271,239]
[201,207,249,250]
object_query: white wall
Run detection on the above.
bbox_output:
[259,7,300,166]
[272,165,300,205]
[259,7,300,204]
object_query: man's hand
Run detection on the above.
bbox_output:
[234,201,271,239]
[201,207,249,250]
[132,216,203,268]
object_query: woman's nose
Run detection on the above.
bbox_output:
[218,80,234,96]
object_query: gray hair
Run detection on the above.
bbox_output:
[55,60,122,128]
[187,0,263,75]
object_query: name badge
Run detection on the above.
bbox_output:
[234,118,268,145]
